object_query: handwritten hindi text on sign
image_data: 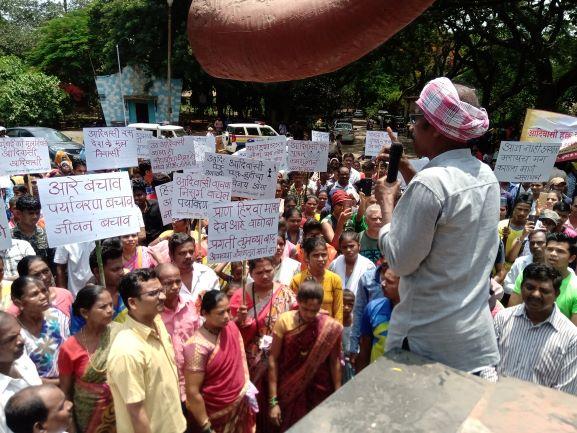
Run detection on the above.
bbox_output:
[287,141,329,173]
[38,172,141,247]
[246,136,287,168]
[207,199,280,263]
[493,141,562,183]
[192,136,216,166]
[155,181,173,226]
[203,153,277,199]
[172,173,232,219]
[149,136,196,173]
[132,129,154,159]
[0,137,51,175]
[83,127,138,170]
[311,130,330,143]
[365,131,396,157]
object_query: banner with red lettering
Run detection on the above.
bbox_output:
[520,109,577,162]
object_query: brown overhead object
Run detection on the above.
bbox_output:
[187,0,436,83]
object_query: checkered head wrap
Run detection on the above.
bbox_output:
[416,77,489,143]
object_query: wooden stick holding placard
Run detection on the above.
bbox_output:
[242,259,247,304]
[303,171,309,203]
[95,240,106,287]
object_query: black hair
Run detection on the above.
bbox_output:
[342,152,355,160]
[13,185,27,195]
[248,257,273,273]
[201,290,228,314]
[16,255,45,277]
[15,195,40,212]
[151,173,171,187]
[362,160,375,171]
[546,232,577,256]
[553,201,571,213]
[131,178,148,194]
[302,236,327,255]
[513,192,533,209]
[118,269,158,309]
[521,263,563,293]
[305,195,319,203]
[138,161,152,175]
[89,239,122,271]
[72,158,86,169]
[282,207,301,220]
[168,232,195,257]
[296,280,324,303]
[72,285,106,317]
[11,276,43,301]
[284,195,298,205]
[528,229,547,241]
[302,218,322,235]
[5,385,51,433]
[343,288,355,300]
[339,231,359,245]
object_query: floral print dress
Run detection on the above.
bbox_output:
[20,307,70,378]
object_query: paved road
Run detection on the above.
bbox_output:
[344,118,416,159]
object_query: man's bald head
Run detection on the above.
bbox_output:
[0,310,18,331]
[155,262,180,279]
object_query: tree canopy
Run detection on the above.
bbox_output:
[6,0,577,127]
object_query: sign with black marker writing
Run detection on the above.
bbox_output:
[493,141,561,182]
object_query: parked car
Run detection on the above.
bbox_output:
[5,127,84,161]
[354,109,364,118]
[333,122,355,143]
[127,123,186,138]
[222,123,280,153]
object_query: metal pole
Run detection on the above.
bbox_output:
[116,43,127,126]
[167,2,173,124]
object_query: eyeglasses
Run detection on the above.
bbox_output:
[138,287,166,298]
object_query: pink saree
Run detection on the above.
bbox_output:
[184,322,255,433]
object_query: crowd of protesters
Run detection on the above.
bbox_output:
[2,76,577,433]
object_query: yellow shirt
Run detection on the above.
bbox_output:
[107,315,186,433]
[498,219,524,268]
[290,270,343,324]
[1,280,12,311]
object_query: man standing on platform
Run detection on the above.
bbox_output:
[376,77,499,376]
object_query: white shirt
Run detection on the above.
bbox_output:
[503,254,533,294]
[495,304,577,394]
[53,241,95,296]
[349,167,361,185]
[179,262,220,305]
[0,354,42,433]
[379,148,500,372]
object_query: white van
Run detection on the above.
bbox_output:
[128,123,186,138]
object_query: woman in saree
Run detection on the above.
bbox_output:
[184,291,256,433]
[120,233,157,271]
[268,280,342,432]
[58,285,116,433]
[230,257,296,431]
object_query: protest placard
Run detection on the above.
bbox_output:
[0,137,51,175]
[493,141,561,183]
[38,172,142,247]
[0,176,13,189]
[203,153,277,199]
[311,130,330,143]
[0,203,12,250]
[172,173,233,219]
[155,181,173,226]
[520,109,577,162]
[245,136,287,168]
[83,127,138,170]
[364,130,397,157]
[287,140,329,172]
[131,129,154,159]
[149,136,196,173]
[192,136,216,166]
[207,199,280,263]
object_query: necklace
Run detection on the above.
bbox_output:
[203,324,221,336]
[77,328,99,354]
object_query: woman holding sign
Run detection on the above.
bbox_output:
[230,256,296,432]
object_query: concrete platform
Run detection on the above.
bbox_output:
[288,350,577,433]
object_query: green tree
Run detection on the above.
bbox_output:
[27,9,95,89]
[0,56,68,126]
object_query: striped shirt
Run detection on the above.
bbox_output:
[494,304,577,395]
